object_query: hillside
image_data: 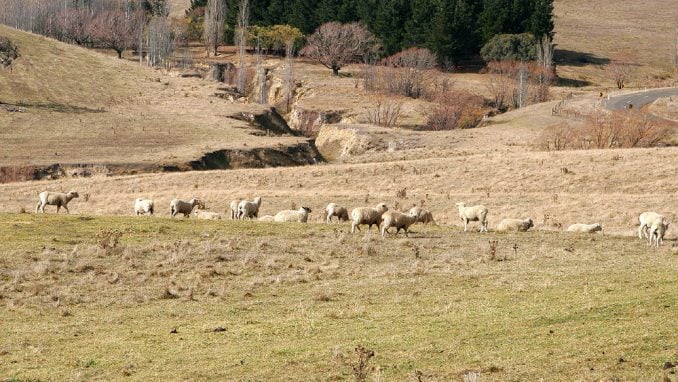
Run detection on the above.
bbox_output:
[0,25,314,175]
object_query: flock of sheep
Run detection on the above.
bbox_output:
[34,190,671,247]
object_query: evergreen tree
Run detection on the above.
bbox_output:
[430,0,480,64]
[528,0,553,39]
[403,0,438,48]
[287,0,317,33]
[373,0,410,55]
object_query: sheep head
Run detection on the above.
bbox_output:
[302,207,312,213]
[375,203,388,213]
[68,191,79,198]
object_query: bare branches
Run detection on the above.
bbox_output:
[236,0,250,93]
[608,53,635,89]
[301,22,380,76]
[87,8,145,59]
[204,0,226,57]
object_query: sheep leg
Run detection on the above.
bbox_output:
[56,205,61,213]
[36,201,41,213]
[463,219,468,232]
[351,222,358,233]
[63,205,70,214]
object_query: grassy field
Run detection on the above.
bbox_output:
[0,213,676,381]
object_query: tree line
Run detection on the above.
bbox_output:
[187,0,553,65]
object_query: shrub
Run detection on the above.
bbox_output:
[365,98,403,128]
[480,33,537,62]
[364,47,437,99]
[422,91,485,131]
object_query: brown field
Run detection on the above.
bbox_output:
[1,2,678,381]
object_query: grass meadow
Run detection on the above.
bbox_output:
[0,213,676,381]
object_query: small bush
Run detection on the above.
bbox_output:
[366,98,403,128]
[95,229,123,250]
[351,345,375,382]
[422,91,485,131]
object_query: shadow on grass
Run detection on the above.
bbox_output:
[555,49,610,66]
[0,100,106,113]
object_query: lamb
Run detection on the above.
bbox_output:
[193,210,222,220]
[238,197,262,220]
[36,191,79,214]
[381,210,418,238]
[325,203,349,223]
[134,198,154,216]
[648,220,670,248]
[351,203,388,234]
[408,206,435,224]
[496,218,533,232]
[566,223,603,233]
[455,202,488,232]
[274,207,312,223]
[638,212,665,240]
[230,199,241,220]
[169,198,202,218]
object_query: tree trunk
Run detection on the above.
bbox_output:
[116,49,123,59]
[332,66,340,76]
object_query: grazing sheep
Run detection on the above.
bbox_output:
[230,199,241,220]
[351,203,388,234]
[566,223,603,233]
[169,198,202,218]
[638,212,665,240]
[238,197,262,220]
[408,206,436,224]
[648,220,670,248]
[134,198,154,216]
[455,202,488,232]
[326,203,349,223]
[496,218,533,232]
[381,210,418,238]
[36,191,79,214]
[274,207,312,223]
[258,215,275,222]
[193,210,223,220]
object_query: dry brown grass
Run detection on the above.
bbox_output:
[553,0,678,88]
[0,25,308,168]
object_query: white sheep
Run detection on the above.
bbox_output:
[134,198,154,216]
[36,191,79,214]
[496,218,533,232]
[274,207,312,223]
[648,220,670,248]
[258,215,275,222]
[325,203,349,223]
[169,198,202,218]
[351,203,388,234]
[230,199,241,220]
[455,202,488,232]
[408,206,435,224]
[638,212,664,240]
[193,210,223,220]
[238,197,262,220]
[566,223,603,233]
[381,210,418,238]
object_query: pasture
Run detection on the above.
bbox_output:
[0,213,676,381]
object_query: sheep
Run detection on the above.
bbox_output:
[455,202,488,232]
[351,203,388,234]
[230,199,241,220]
[381,210,418,238]
[36,191,79,214]
[169,198,202,218]
[566,223,603,233]
[408,206,436,224]
[648,220,670,248]
[496,218,533,232]
[325,203,349,223]
[134,198,154,216]
[193,210,223,220]
[638,212,665,240]
[238,197,262,220]
[258,215,275,222]
[274,207,312,223]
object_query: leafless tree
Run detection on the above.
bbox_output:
[146,16,175,67]
[301,22,379,76]
[204,0,226,57]
[87,7,145,58]
[282,38,296,112]
[608,52,635,89]
[236,0,250,93]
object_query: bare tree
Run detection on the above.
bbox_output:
[282,37,296,112]
[87,8,145,58]
[203,0,226,57]
[236,0,250,93]
[608,52,635,89]
[147,16,175,67]
[301,22,379,76]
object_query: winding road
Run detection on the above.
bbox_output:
[604,87,678,111]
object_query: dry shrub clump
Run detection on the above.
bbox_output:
[422,91,485,131]
[364,47,436,99]
[536,110,674,151]
[485,60,554,112]
[366,97,403,128]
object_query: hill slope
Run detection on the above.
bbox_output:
[0,25,312,174]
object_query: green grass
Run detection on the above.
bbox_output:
[0,213,676,381]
